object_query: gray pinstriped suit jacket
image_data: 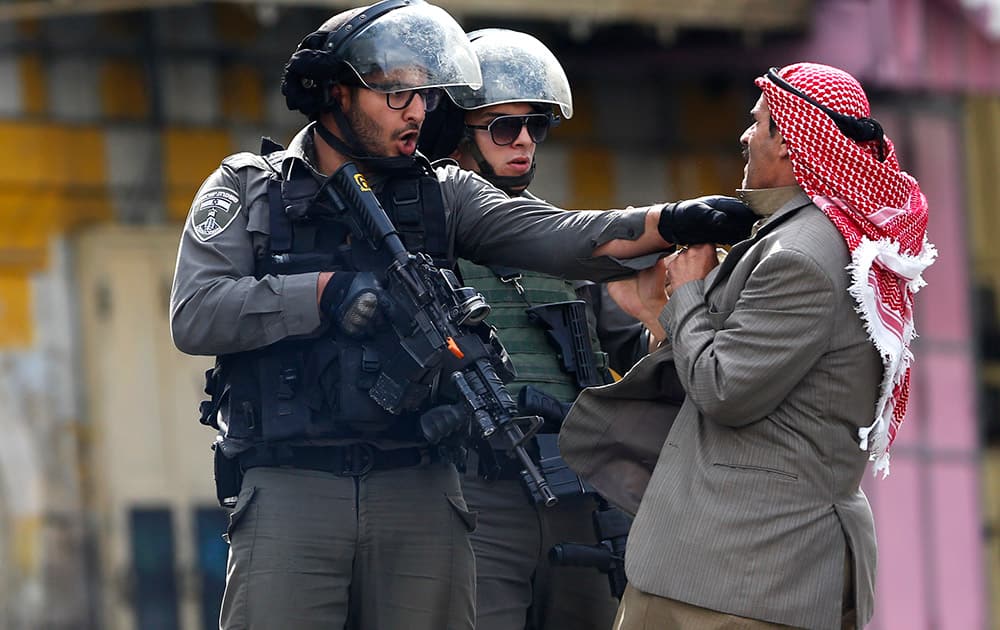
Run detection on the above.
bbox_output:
[562,191,882,629]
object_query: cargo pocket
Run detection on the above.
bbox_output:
[223,485,257,544]
[446,494,477,533]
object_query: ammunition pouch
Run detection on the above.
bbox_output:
[472,432,593,506]
[213,442,243,509]
[521,433,593,504]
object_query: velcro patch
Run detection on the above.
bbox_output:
[192,187,241,242]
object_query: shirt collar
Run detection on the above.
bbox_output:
[736,185,803,216]
[281,123,326,183]
[737,185,811,238]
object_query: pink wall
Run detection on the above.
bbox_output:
[858,94,985,629]
[784,0,1000,91]
[764,1,993,626]
[775,0,1000,92]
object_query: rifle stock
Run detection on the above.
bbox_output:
[525,300,612,389]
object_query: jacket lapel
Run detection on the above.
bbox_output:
[704,194,812,295]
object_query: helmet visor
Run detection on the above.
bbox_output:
[339,3,482,94]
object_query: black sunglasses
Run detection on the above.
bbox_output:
[466,114,551,146]
[765,67,886,161]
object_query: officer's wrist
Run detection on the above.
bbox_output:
[317,272,333,306]
[319,272,354,315]
[656,202,678,244]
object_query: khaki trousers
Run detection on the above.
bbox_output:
[462,475,619,630]
[219,463,476,630]
[613,552,857,630]
[613,586,803,629]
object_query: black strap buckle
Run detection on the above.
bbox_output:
[340,443,375,477]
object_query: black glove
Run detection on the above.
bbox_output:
[419,404,469,444]
[657,195,757,245]
[320,271,384,338]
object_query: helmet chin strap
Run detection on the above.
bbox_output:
[487,162,536,197]
[461,134,536,196]
[313,100,416,173]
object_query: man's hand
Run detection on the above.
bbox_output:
[419,404,468,444]
[607,255,671,342]
[319,271,385,338]
[665,244,719,297]
[658,196,756,246]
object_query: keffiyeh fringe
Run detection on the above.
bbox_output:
[844,235,938,477]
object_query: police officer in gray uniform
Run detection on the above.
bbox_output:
[419,29,652,630]
[169,2,756,629]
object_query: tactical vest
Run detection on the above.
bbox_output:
[202,146,451,455]
[456,260,608,411]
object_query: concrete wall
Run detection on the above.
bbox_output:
[74,226,214,630]
[0,241,88,630]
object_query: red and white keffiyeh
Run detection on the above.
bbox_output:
[757,63,937,477]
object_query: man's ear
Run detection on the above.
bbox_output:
[451,138,477,170]
[778,134,791,159]
[330,83,350,111]
[450,138,469,164]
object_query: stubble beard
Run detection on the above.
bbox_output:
[346,103,387,157]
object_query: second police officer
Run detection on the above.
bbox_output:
[419,29,651,629]
[169,1,757,628]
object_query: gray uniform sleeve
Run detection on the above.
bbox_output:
[437,165,658,281]
[170,156,322,356]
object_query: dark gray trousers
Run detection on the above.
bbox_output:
[220,463,476,630]
[462,475,619,630]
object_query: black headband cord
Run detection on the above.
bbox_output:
[766,67,886,162]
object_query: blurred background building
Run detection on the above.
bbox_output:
[0,0,995,628]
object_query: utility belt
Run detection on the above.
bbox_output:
[214,439,455,509]
[240,442,433,477]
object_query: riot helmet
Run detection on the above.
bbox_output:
[445,29,573,120]
[420,29,573,194]
[280,0,481,163]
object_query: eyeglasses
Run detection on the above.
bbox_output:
[466,114,551,146]
[385,88,443,112]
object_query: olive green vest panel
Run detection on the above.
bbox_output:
[457,259,608,404]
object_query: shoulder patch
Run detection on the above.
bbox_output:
[191,187,241,241]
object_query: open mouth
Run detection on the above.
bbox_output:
[507,157,531,173]
[397,130,419,154]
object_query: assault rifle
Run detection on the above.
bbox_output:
[319,162,557,507]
